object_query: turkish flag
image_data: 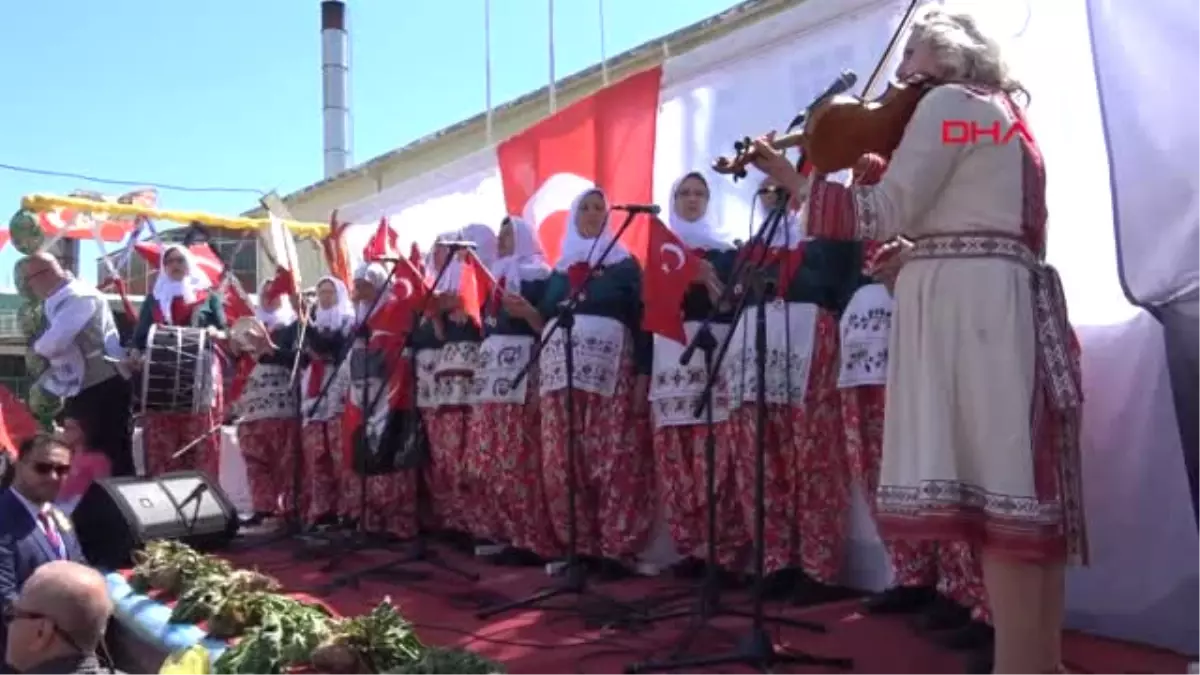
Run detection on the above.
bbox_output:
[362,217,398,263]
[498,67,661,264]
[620,216,700,344]
[0,384,39,456]
[380,257,429,334]
[453,254,494,328]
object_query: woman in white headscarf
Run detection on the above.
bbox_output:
[233,272,303,526]
[725,173,861,598]
[463,216,558,563]
[502,187,654,574]
[421,228,491,549]
[650,171,748,579]
[341,261,419,538]
[299,276,355,528]
[129,244,227,478]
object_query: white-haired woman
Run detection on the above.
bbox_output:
[343,261,418,538]
[129,244,227,478]
[502,188,655,575]
[233,274,302,526]
[300,276,355,528]
[651,172,747,579]
[752,9,1084,673]
[464,216,559,564]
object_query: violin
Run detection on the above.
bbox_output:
[711,0,931,178]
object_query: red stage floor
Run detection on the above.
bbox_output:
[226,540,1189,674]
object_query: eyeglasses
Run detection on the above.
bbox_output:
[163,255,186,266]
[2,605,46,624]
[32,461,71,478]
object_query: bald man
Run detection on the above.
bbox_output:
[4,560,113,673]
[23,254,133,477]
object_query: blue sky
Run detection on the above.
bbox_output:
[0,0,738,285]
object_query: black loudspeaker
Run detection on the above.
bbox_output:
[71,471,240,569]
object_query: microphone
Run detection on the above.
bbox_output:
[788,70,859,131]
[431,240,479,249]
[612,204,662,215]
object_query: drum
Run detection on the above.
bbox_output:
[141,325,216,414]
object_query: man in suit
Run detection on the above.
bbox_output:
[0,433,86,660]
[4,561,113,674]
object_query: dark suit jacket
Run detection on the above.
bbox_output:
[0,488,87,653]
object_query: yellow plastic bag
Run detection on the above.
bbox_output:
[159,644,212,674]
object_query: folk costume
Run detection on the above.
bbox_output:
[806,84,1086,566]
[236,284,302,519]
[345,262,418,537]
[34,275,133,476]
[651,172,747,570]
[132,245,227,478]
[464,217,559,559]
[726,190,859,585]
[423,229,493,539]
[840,156,991,625]
[536,188,655,565]
[300,277,355,525]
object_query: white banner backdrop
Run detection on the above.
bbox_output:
[329,0,1196,652]
[338,147,506,267]
[1087,0,1199,306]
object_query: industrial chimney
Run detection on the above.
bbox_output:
[321,0,350,178]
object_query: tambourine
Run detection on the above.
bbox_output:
[230,316,276,355]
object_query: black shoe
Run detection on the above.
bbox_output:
[963,645,993,673]
[936,620,995,651]
[912,595,972,632]
[862,585,936,614]
[671,556,706,579]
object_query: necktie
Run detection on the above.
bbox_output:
[37,512,62,558]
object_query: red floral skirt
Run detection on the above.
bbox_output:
[422,407,470,533]
[652,422,746,568]
[539,359,654,561]
[731,311,849,581]
[466,400,560,557]
[238,418,302,516]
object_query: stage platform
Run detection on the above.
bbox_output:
[219,535,1189,674]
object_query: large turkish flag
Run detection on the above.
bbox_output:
[498,67,662,264]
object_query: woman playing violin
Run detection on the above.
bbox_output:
[751,9,1083,674]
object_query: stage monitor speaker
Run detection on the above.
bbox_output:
[71,471,240,569]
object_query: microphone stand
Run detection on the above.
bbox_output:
[625,191,852,673]
[476,210,640,624]
[322,246,480,592]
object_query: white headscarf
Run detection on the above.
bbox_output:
[313,276,355,334]
[554,188,631,271]
[758,180,806,250]
[255,286,297,330]
[668,172,737,251]
[152,244,212,324]
[353,261,389,321]
[432,232,463,292]
[461,224,498,268]
[433,225,497,291]
[490,216,550,290]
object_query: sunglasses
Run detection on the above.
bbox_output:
[32,461,71,478]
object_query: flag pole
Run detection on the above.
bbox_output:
[598,0,609,86]
[484,0,494,145]
[548,0,557,114]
